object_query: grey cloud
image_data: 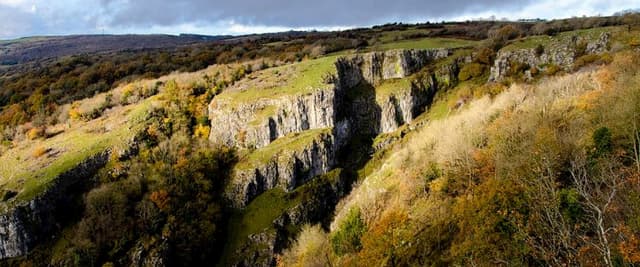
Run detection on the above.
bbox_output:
[99,0,533,28]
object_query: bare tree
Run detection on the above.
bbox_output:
[570,155,624,267]
[521,156,579,266]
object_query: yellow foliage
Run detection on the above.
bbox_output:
[32,146,47,158]
[193,124,210,139]
[27,127,44,140]
[277,225,331,267]
[68,102,82,121]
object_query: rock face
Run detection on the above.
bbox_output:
[378,74,438,133]
[209,88,336,150]
[209,49,452,150]
[0,134,141,260]
[0,149,112,259]
[230,169,349,267]
[216,49,455,209]
[489,32,610,81]
[225,130,338,208]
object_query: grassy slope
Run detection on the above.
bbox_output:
[215,55,338,106]
[0,98,155,207]
[369,37,477,51]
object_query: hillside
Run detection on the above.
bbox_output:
[0,14,639,267]
[0,34,229,66]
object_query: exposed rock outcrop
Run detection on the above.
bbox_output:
[218,49,459,208]
[209,49,452,150]
[378,74,439,133]
[0,135,141,260]
[229,169,349,267]
[489,32,610,81]
[0,149,112,259]
[209,88,336,150]
[225,130,338,208]
[335,49,451,87]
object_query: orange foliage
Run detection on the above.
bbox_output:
[150,190,170,211]
[358,208,409,265]
[472,148,495,179]
[32,146,48,158]
[618,225,640,263]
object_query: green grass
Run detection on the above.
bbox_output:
[216,56,338,106]
[503,26,622,51]
[219,168,343,266]
[377,28,432,43]
[368,37,477,51]
[0,98,154,209]
[375,77,412,100]
[248,105,278,127]
[235,128,332,170]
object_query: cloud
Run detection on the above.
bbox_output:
[97,0,534,28]
[0,0,638,39]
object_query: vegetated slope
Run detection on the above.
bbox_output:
[279,50,640,266]
[0,34,228,65]
[0,14,638,267]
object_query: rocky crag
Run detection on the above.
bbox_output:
[0,137,140,260]
[211,49,453,209]
[212,49,460,266]
[489,32,610,81]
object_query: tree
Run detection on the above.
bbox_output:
[569,154,623,267]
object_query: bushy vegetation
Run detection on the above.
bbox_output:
[38,75,238,266]
[281,50,640,266]
[3,13,640,267]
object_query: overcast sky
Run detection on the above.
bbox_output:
[0,0,637,39]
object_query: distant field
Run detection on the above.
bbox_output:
[369,37,478,51]
[376,28,432,43]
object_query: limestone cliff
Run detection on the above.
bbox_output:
[208,88,336,150]
[225,129,338,208]
[0,136,140,260]
[217,49,460,209]
[0,150,112,259]
[209,48,452,150]
[489,32,610,81]
[229,169,349,267]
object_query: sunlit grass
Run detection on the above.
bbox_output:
[0,97,156,208]
[368,37,477,51]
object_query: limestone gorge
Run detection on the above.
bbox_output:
[1,14,639,267]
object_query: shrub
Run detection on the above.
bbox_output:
[534,44,545,56]
[573,54,602,70]
[32,146,47,158]
[27,127,44,140]
[150,190,170,211]
[330,207,366,255]
[121,85,135,104]
[592,127,613,157]
[508,61,530,78]
[278,225,330,267]
[474,48,495,65]
[489,24,521,43]
[458,63,485,81]
[68,102,82,121]
[545,64,562,75]
[193,124,211,139]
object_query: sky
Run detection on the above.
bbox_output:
[0,0,637,39]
